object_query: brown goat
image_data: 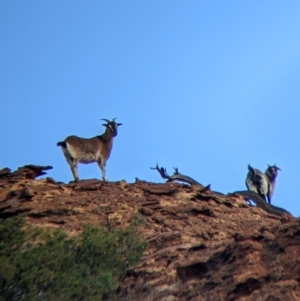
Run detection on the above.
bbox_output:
[57,118,122,181]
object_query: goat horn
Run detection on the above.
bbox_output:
[101,119,110,123]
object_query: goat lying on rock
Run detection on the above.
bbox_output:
[246,164,281,204]
[57,118,122,181]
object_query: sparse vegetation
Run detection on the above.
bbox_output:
[0,217,147,301]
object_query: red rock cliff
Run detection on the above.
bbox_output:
[0,165,299,301]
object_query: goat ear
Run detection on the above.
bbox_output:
[117,123,122,126]
[102,124,108,127]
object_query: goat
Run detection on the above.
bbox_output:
[245,164,281,204]
[57,118,122,181]
[264,164,281,203]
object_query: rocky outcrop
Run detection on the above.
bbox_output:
[0,165,299,301]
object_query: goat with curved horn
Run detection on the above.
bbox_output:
[57,118,122,181]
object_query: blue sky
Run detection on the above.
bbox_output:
[1,1,300,216]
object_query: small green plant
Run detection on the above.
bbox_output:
[0,217,147,301]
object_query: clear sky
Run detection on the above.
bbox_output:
[1,1,300,216]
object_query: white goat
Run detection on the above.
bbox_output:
[57,118,122,181]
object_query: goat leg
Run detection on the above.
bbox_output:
[98,161,107,181]
[70,164,79,182]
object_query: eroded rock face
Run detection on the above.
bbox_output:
[0,165,299,301]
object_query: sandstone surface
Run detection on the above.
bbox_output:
[0,165,299,301]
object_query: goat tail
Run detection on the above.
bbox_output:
[57,141,67,148]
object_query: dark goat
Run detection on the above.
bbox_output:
[245,164,281,204]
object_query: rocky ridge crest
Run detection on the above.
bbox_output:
[0,165,299,301]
